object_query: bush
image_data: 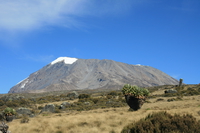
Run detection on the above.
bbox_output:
[38,106,44,110]
[5,101,19,107]
[20,115,29,123]
[78,94,90,99]
[106,95,113,99]
[121,112,200,133]
[107,91,119,96]
[0,100,4,106]
[54,108,61,113]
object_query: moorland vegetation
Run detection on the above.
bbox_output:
[0,84,200,132]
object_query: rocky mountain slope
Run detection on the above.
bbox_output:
[9,57,178,93]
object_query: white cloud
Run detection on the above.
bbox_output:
[0,0,135,33]
[23,54,55,63]
[171,74,181,79]
[0,0,85,32]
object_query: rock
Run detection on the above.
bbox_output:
[61,102,70,106]
[59,105,65,110]
[106,100,114,104]
[41,104,55,113]
[59,102,70,109]
[0,113,4,121]
[67,91,79,99]
[16,108,32,116]
[164,89,177,94]
[0,121,9,133]
[84,102,90,105]
[29,114,35,118]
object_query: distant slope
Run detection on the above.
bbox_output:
[9,57,178,93]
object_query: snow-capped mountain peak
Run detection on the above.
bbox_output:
[51,57,78,65]
[9,58,178,93]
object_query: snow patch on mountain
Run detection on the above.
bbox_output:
[20,79,29,89]
[51,57,78,65]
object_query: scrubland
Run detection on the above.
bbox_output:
[7,85,200,133]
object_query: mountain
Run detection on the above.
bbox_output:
[9,57,178,93]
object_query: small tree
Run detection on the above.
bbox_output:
[122,84,149,98]
[122,84,150,111]
[2,107,16,122]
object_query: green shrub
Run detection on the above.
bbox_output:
[5,101,19,107]
[156,98,164,102]
[18,98,31,106]
[107,91,119,96]
[121,112,200,133]
[106,95,113,99]
[78,94,90,99]
[38,106,44,110]
[0,100,4,106]
[122,84,149,98]
[68,96,127,111]
[91,98,99,104]
[56,131,63,133]
[54,108,61,113]
[20,115,29,123]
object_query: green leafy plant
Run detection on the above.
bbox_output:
[3,107,16,116]
[122,84,150,98]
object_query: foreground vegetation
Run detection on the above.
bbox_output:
[1,84,200,133]
[122,111,200,133]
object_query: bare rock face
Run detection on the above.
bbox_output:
[9,57,178,93]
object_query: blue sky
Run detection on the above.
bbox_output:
[0,0,199,94]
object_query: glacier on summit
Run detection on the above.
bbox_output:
[51,57,78,65]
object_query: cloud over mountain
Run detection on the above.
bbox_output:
[0,0,135,33]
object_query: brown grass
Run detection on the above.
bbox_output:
[7,94,200,133]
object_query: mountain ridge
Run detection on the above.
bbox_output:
[9,57,178,93]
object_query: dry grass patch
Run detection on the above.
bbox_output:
[7,95,200,133]
[8,107,151,133]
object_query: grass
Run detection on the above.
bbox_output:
[3,84,200,133]
[8,107,147,133]
[7,94,200,133]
